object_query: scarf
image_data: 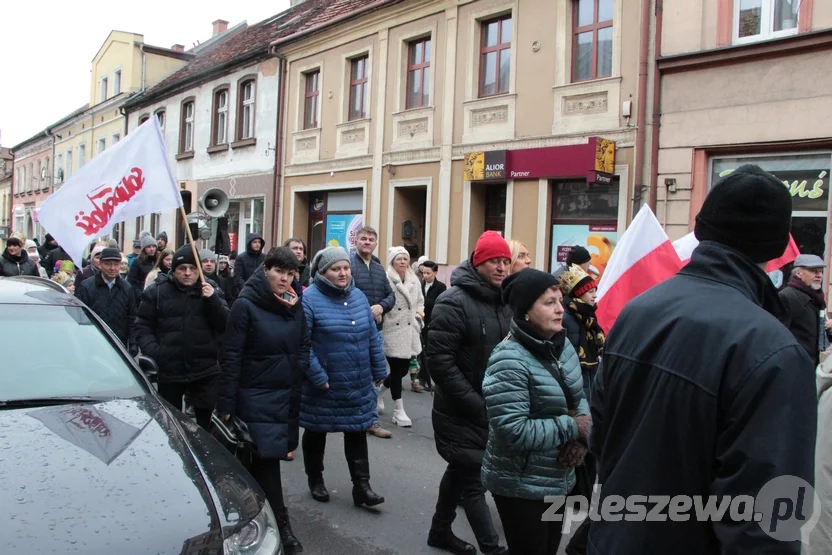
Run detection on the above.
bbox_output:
[788,275,827,310]
[568,298,606,372]
[274,288,299,309]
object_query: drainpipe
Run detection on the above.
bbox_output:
[633,0,652,217]
[140,44,147,91]
[648,0,664,213]
[271,54,287,245]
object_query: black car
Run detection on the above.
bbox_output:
[0,276,283,555]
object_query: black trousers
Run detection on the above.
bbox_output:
[249,457,285,512]
[418,329,432,387]
[302,429,368,479]
[382,357,410,400]
[157,375,218,430]
[431,462,500,553]
[493,495,566,555]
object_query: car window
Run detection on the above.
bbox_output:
[0,305,146,402]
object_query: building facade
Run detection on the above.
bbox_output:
[48,31,193,248]
[10,131,54,242]
[275,0,644,276]
[655,0,832,280]
[0,147,12,248]
[123,19,285,252]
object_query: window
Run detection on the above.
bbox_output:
[406,38,431,109]
[114,69,122,95]
[97,137,106,154]
[66,150,72,178]
[112,133,120,145]
[37,161,42,188]
[20,167,26,192]
[28,164,33,192]
[304,71,320,129]
[44,159,49,186]
[156,110,166,132]
[479,16,512,97]
[348,56,369,121]
[139,115,150,125]
[78,144,86,168]
[100,76,108,102]
[213,89,229,145]
[735,0,798,43]
[180,100,195,152]
[573,0,613,82]
[56,154,62,181]
[238,79,256,140]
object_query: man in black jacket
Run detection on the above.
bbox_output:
[135,245,229,430]
[76,247,136,353]
[780,254,830,367]
[233,233,265,293]
[0,237,39,277]
[426,231,512,555]
[419,260,447,391]
[589,165,817,555]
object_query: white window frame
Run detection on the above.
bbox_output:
[216,90,228,145]
[101,76,108,102]
[97,137,106,155]
[114,68,122,95]
[155,110,166,132]
[184,102,195,152]
[66,150,73,178]
[112,132,120,145]
[56,154,62,181]
[733,0,799,45]
[242,81,256,139]
[78,144,86,168]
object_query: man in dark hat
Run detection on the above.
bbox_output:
[38,233,58,261]
[156,231,168,251]
[134,245,229,429]
[780,254,830,367]
[127,240,142,268]
[565,245,592,273]
[76,247,136,352]
[588,165,817,554]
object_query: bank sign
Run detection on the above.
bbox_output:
[464,137,615,183]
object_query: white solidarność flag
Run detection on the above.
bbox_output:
[37,117,181,266]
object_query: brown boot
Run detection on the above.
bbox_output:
[367,423,392,439]
[411,379,424,393]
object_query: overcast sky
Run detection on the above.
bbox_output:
[0,1,291,148]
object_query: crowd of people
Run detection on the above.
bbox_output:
[0,163,829,554]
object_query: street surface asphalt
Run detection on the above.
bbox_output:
[280,384,575,554]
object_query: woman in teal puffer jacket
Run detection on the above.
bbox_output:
[482,268,591,555]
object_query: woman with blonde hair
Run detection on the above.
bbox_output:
[144,248,174,289]
[379,246,425,427]
[508,240,532,274]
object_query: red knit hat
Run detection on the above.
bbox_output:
[472,231,512,267]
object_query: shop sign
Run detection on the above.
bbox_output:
[551,223,617,279]
[714,167,829,212]
[326,213,363,255]
[594,138,616,174]
[591,171,614,185]
[464,151,506,181]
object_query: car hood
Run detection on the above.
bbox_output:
[0,396,242,554]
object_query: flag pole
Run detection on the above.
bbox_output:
[179,204,206,285]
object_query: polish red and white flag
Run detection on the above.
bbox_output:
[673,231,800,272]
[36,117,182,266]
[595,205,683,332]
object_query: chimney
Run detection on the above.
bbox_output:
[212,19,229,36]
[171,44,185,52]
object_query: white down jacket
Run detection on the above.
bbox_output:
[382,268,425,360]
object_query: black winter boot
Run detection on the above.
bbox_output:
[347,458,384,507]
[427,528,476,555]
[307,476,329,502]
[276,508,303,553]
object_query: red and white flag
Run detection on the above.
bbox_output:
[673,231,800,272]
[37,118,181,266]
[595,205,683,332]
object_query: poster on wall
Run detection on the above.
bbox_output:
[551,224,617,279]
[326,213,363,255]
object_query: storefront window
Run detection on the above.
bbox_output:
[224,197,265,253]
[552,179,619,220]
[484,184,507,235]
[711,153,832,257]
[307,190,363,256]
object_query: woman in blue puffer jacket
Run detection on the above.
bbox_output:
[301,247,388,509]
[482,268,591,555]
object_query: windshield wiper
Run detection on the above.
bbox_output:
[0,396,114,409]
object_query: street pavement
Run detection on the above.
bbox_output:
[280,383,575,554]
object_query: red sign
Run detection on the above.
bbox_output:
[228,232,237,253]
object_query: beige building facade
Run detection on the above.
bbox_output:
[0,147,12,248]
[275,0,644,274]
[655,0,832,277]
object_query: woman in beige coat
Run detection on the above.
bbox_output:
[379,246,425,427]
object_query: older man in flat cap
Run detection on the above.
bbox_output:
[780,253,831,367]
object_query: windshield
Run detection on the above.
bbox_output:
[0,305,146,402]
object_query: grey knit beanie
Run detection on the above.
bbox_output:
[198,249,216,261]
[311,247,349,277]
[140,235,156,250]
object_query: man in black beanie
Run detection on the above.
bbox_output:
[587,165,817,555]
[565,246,592,272]
[134,244,229,430]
